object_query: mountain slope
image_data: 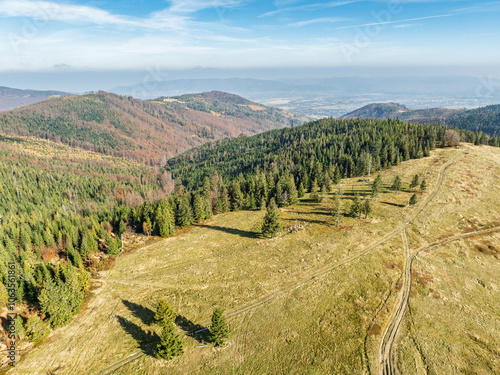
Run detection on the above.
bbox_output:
[0,91,304,164]
[341,103,500,136]
[0,86,69,111]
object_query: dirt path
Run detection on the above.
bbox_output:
[93,151,464,375]
[379,229,411,375]
[378,226,500,375]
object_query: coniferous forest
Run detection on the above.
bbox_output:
[1,117,499,341]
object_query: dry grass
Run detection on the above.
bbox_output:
[9,144,500,375]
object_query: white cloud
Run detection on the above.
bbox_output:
[260,1,357,17]
[289,17,350,27]
[336,13,454,30]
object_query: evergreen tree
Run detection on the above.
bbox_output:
[156,320,184,360]
[391,175,402,192]
[420,179,427,191]
[371,174,383,199]
[154,299,176,326]
[361,199,372,219]
[261,198,281,237]
[349,194,362,218]
[155,199,175,237]
[297,182,305,198]
[409,193,418,206]
[175,195,193,227]
[231,180,244,211]
[333,165,342,185]
[24,315,49,344]
[332,188,342,227]
[209,308,230,347]
[118,219,127,237]
[410,174,419,190]
[288,177,299,205]
[193,194,206,223]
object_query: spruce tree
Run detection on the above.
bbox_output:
[409,193,418,206]
[193,194,206,223]
[420,179,427,191]
[350,194,362,218]
[209,308,230,347]
[410,174,419,190]
[154,299,176,326]
[371,174,383,199]
[175,195,193,227]
[261,198,281,237]
[333,165,342,185]
[391,175,402,192]
[288,177,299,205]
[361,199,372,219]
[156,320,184,360]
[297,182,305,198]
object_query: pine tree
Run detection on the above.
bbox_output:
[332,188,342,227]
[371,174,383,199]
[193,194,206,223]
[154,299,176,326]
[156,320,184,360]
[361,199,372,219]
[209,308,230,347]
[297,182,305,198]
[175,195,193,227]
[391,175,402,192]
[409,193,418,206]
[118,219,127,237]
[261,198,281,237]
[288,176,299,205]
[333,165,342,185]
[410,174,419,190]
[420,179,427,191]
[350,194,362,218]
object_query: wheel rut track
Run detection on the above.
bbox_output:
[378,225,500,375]
[94,152,462,375]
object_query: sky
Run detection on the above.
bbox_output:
[0,0,499,90]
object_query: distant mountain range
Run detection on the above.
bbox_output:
[342,103,500,136]
[0,90,306,164]
[0,86,69,111]
[111,76,489,100]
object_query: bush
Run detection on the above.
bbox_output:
[24,316,50,344]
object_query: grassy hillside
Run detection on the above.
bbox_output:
[9,144,500,375]
[0,91,302,165]
[341,103,500,137]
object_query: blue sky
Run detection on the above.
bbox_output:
[0,0,499,74]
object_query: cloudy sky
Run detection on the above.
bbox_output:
[0,0,499,88]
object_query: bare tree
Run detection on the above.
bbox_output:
[444,129,460,147]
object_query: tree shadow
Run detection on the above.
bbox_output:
[116,315,159,357]
[122,299,155,325]
[175,315,209,343]
[380,201,406,208]
[199,224,258,239]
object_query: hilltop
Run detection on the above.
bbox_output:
[0,91,304,164]
[10,142,500,375]
[341,103,500,136]
[0,86,68,111]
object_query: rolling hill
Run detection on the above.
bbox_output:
[0,91,305,164]
[0,86,69,111]
[341,103,500,136]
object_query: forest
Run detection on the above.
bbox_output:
[1,116,499,343]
